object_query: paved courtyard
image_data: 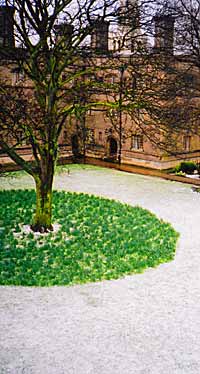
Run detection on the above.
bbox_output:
[0,166,200,374]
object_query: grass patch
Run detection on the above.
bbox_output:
[56,163,104,173]
[0,190,179,286]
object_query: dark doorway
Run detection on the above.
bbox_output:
[109,137,118,156]
[71,135,79,157]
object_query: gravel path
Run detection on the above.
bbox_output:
[1,166,200,374]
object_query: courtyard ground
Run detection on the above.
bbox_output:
[0,165,200,374]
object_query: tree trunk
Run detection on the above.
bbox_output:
[31,168,54,233]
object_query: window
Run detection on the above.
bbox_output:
[99,131,102,141]
[97,76,103,83]
[12,69,25,85]
[131,135,143,150]
[86,128,95,145]
[105,127,113,136]
[17,131,28,146]
[111,75,118,84]
[4,38,9,47]
[63,130,68,143]
[132,75,137,90]
[183,135,191,152]
[107,108,118,118]
[184,73,194,88]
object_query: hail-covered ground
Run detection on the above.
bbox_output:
[0,164,200,374]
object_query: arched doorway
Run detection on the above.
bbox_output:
[71,134,79,157]
[109,137,118,157]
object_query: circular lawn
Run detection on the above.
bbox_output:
[0,190,179,286]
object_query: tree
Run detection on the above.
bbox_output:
[153,0,200,145]
[0,0,117,232]
[115,0,200,158]
[102,53,185,160]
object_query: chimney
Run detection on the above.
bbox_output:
[118,0,139,28]
[154,14,175,55]
[54,23,74,47]
[91,19,109,53]
[0,5,15,48]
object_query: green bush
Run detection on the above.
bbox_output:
[175,161,197,174]
[174,170,186,177]
[196,163,200,174]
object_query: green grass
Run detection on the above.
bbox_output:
[0,164,105,190]
[56,163,104,173]
[0,190,179,286]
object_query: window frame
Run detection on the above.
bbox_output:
[131,134,144,150]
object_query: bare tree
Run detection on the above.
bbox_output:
[153,0,200,139]
[0,0,118,232]
[117,0,200,158]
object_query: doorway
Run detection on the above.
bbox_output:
[71,134,79,157]
[109,137,118,157]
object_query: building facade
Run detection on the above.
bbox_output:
[0,2,200,170]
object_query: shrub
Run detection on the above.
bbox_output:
[196,163,200,174]
[174,171,186,177]
[175,161,197,174]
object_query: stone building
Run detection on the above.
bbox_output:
[0,1,200,170]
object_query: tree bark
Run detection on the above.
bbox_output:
[31,164,54,233]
